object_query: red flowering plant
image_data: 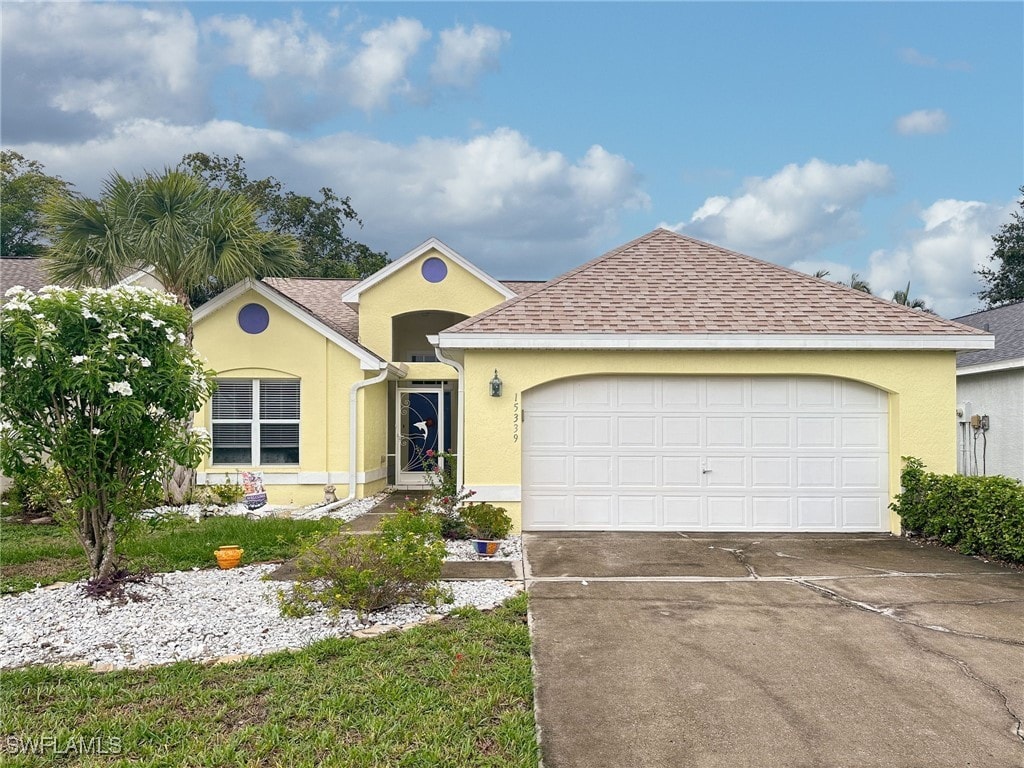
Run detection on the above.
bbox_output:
[422,449,476,540]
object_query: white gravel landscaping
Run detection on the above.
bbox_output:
[140,492,388,523]
[0,565,523,671]
[445,535,522,561]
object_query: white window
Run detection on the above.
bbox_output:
[211,380,300,465]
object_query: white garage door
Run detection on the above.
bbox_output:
[522,376,889,532]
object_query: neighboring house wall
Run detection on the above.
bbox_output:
[459,348,958,533]
[956,368,1024,481]
[193,287,384,505]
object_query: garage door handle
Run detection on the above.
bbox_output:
[702,468,712,474]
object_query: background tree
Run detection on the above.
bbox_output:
[977,187,1024,307]
[1,151,70,259]
[891,281,931,312]
[44,168,302,502]
[0,285,214,580]
[844,272,872,293]
[180,153,389,300]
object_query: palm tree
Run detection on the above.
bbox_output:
[44,169,301,320]
[44,169,302,501]
[846,272,872,293]
[891,281,930,311]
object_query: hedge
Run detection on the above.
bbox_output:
[891,457,1024,563]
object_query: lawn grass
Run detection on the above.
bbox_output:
[0,594,538,767]
[0,515,340,594]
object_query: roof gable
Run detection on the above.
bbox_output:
[440,229,992,350]
[340,238,516,307]
[192,278,384,370]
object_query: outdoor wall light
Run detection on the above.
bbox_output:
[490,369,503,397]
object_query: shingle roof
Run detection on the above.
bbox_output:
[447,229,989,337]
[0,258,50,295]
[260,277,543,344]
[953,301,1024,367]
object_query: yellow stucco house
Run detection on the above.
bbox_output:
[192,229,991,533]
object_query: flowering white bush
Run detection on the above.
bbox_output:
[0,284,215,580]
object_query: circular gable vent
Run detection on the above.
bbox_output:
[421,257,448,283]
[238,303,270,334]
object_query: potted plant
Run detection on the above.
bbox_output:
[459,503,512,557]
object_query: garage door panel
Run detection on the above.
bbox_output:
[752,417,791,448]
[525,455,570,486]
[841,457,884,488]
[842,497,883,528]
[706,379,745,408]
[663,417,700,446]
[708,497,746,527]
[706,456,745,486]
[797,417,836,447]
[574,417,612,446]
[574,496,613,526]
[797,497,838,527]
[797,457,836,487]
[752,457,791,487]
[705,417,745,447]
[616,379,656,408]
[618,456,658,487]
[523,375,888,532]
[574,456,614,486]
[529,415,571,447]
[619,416,657,446]
[752,497,792,528]
[619,496,658,526]
[663,456,701,487]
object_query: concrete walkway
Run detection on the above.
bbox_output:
[525,532,1024,768]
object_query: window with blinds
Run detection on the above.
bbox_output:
[210,379,300,465]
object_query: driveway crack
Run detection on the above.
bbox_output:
[788,578,1024,648]
[719,547,758,579]
[899,625,1024,746]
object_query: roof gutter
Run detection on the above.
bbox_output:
[436,332,995,352]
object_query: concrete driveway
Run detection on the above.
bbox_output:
[524,533,1024,768]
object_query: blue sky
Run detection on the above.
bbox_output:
[3,2,1021,316]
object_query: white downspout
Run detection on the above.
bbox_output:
[327,363,393,509]
[429,335,465,490]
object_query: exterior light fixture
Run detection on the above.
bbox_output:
[490,369,503,397]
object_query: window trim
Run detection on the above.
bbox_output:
[210,379,301,466]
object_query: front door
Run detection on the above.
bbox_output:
[396,388,446,485]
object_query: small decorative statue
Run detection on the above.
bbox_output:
[324,484,338,504]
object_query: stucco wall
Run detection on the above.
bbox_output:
[956,368,1024,481]
[356,248,507,360]
[458,349,959,533]
[193,288,380,505]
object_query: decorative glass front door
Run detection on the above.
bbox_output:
[396,388,449,485]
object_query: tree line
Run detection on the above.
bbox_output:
[0,150,389,307]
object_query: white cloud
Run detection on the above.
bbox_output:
[899,47,972,72]
[205,13,335,80]
[895,109,949,136]
[1,3,204,141]
[865,199,1014,317]
[345,18,431,111]
[663,159,894,261]
[10,120,647,276]
[431,24,510,88]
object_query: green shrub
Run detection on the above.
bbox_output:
[278,504,450,620]
[1,465,70,519]
[460,502,513,541]
[891,457,1024,563]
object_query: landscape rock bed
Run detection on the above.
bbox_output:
[0,565,522,671]
[445,535,522,562]
[139,492,389,523]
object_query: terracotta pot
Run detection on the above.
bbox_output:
[214,545,244,569]
[472,539,500,558]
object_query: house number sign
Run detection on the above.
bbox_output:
[513,393,520,442]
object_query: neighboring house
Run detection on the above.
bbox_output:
[952,302,1024,481]
[0,257,164,295]
[192,229,991,533]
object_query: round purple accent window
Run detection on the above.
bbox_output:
[238,303,270,334]
[421,257,448,283]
